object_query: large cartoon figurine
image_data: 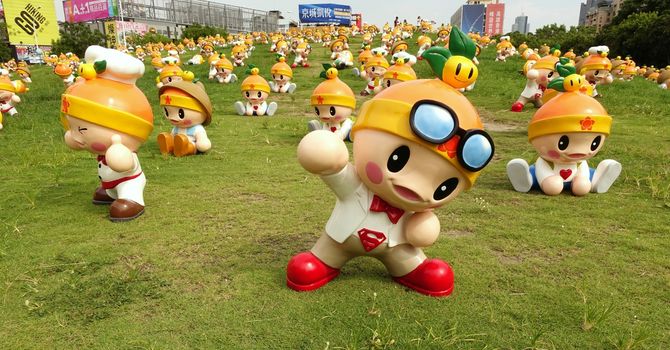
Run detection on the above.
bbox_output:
[506,62,621,196]
[578,46,613,97]
[269,56,297,93]
[234,66,278,116]
[360,52,389,96]
[382,58,417,89]
[213,54,238,84]
[157,81,213,157]
[0,73,26,129]
[60,46,154,221]
[306,65,355,140]
[511,46,561,112]
[287,28,494,297]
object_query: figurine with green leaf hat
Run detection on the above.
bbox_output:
[234,65,278,116]
[287,27,494,297]
[306,64,356,140]
[507,60,621,196]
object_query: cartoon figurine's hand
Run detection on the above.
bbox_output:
[105,135,134,172]
[11,95,20,104]
[571,176,591,196]
[196,135,212,152]
[526,69,539,80]
[405,211,440,247]
[298,130,349,175]
[540,175,564,196]
[63,130,85,150]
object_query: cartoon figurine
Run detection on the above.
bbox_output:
[330,39,354,69]
[507,62,621,196]
[360,52,389,96]
[234,66,278,116]
[306,65,355,140]
[156,62,192,88]
[16,65,31,83]
[658,68,670,89]
[292,41,311,68]
[269,56,297,93]
[352,45,373,79]
[382,58,417,89]
[287,28,494,297]
[0,73,26,129]
[511,46,561,112]
[231,45,246,67]
[578,46,613,98]
[212,54,237,84]
[54,61,75,86]
[60,46,154,221]
[157,81,213,157]
[390,41,417,67]
[416,35,432,58]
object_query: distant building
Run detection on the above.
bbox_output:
[452,0,504,35]
[579,0,626,31]
[511,15,529,34]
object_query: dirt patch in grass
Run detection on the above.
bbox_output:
[484,121,522,132]
[443,229,474,238]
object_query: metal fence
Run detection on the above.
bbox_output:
[120,0,280,33]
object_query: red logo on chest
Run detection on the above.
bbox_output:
[559,169,573,180]
[357,228,387,252]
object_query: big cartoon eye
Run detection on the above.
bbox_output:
[433,178,459,201]
[558,135,569,150]
[386,79,391,87]
[329,106,336,116]
[246,91,250,97]
[178,109,185,119]
[280,75,284,80]
[387,145,410,173]
[548,71,554,78]
[455,62,462,75]
[167,77,172,82]
[164,107,169,117]
[257,91,262,98]
[314,107,320,116]
[591,135,602,151]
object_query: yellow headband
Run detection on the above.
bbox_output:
[352,98,481,187]
[310,93,355,109]
[160,94,205,113]
[528,114,612,141]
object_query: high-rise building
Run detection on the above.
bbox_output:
[578,0,626,31]
[511,15,529,34]
[451,0,504,35]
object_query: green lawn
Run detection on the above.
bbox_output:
[1,35,669,349]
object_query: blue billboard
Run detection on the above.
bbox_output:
[461,4,485,34]
[298,3,351,25]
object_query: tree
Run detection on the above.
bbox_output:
[0,23,12,61]
[598,11,670,67]
[50,23,105,56]
[181,24,227,40]
[127,32,172,46]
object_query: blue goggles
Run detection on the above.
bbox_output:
[409,100,495,172]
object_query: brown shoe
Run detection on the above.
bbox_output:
[173,134,196,157]
[92,187,115,205]
[360,90,370,96]
[109,199,145,222]
[157,132,174,155]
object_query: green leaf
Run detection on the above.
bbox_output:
[548,77,565,91]
[319,71,327,79]
[449,27,476,59]
[93,60,106,73]
[245,64,257,75]
[422,46,452,78]
[321,63,333,71]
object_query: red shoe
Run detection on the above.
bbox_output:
[291,63,298,68]
[303,63,310,68]
[511,101,524,112]
[287,252,340,291]
[393,259,454,297]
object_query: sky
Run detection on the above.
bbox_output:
[53,0,585,33]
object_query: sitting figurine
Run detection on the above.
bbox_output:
[54,61,75,86]
[234,66,278,116]
[231,45,246,67]
[511,46,560,112]
[0,73,26,129]
[330,39,354,69]
[16,65,31,83]
[416,35,432,58]
[360,52,389,96]
[60,45,154,221]
[658,68,670,89]
[352,45,373,79]
[292,42,311,68]
[213,54,237,84]
[156,62,193,88]
[287,27,494,297]
[269,56,297,93]
[578,46,613,98]
[507,62,621,196]
[382,58,417,89]
[390,41,417,67]
[157,81,213,157]
[306,65,355,140]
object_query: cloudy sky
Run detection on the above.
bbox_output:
[54,0,586,33]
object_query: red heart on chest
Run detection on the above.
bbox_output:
[559,169,572,180]
[253,105,258,110]
[330,126,337,132]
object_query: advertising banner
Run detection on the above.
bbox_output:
[3,0,60,45]
[105,20,117,48]
[70,0,116,23]
[461,4,485,34]
[298,4,351,25]
[485,3,505,36]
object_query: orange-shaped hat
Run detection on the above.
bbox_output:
[580,47,612,74]
[54,62,73,77]
[358,46,373,63]
[311,68,355,109]
[365,52,389,69]
[383,59,417,82]
[215,54,233,70]
[240,67,270,93]
[533,47,561,71]
[159,63,184,80]
[270,56,293,78]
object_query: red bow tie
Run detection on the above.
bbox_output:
[370,195,405,224]
[97,155,107,165]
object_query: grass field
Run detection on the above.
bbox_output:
[1,35,669,349]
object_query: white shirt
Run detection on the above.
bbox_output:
[322,164,408,247]
[535,157,590,184]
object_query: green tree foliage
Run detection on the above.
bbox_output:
[502,24,597,56]
[127,32,172,46]
[0,23,13,61]
[181,24,227,40]
[50,22,105,56]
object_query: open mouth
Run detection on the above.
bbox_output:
[169,119,180,125]
[568,153,586,159]
[393,185,421,202]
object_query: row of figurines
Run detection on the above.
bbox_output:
[59,38,622,297]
